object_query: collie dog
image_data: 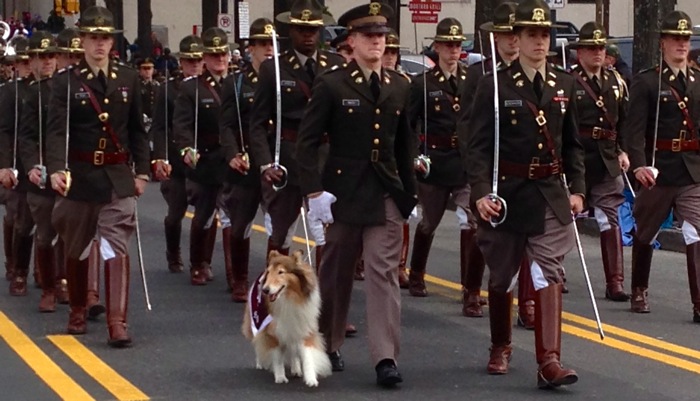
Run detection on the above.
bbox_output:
[242,250,331,387]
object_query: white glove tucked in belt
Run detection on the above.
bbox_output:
[307,191,337,224]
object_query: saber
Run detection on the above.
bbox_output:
[37,79,47,189]
[134,204,152,311]
[622,172,636,199]
[414,41,431,178]
[164,66,170,164]
[478,30,485,75]
[299,206,313,265]
[648,47,662,180]
[233,71,249,175]
[63,67,72,194]
[561,41,567,70]
[270,28,288,191]
[488,31,507,227]
[187,73,200,168]
[10,68,19,187]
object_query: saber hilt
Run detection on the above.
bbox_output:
[488,32,507,227]
[271,28,287,191]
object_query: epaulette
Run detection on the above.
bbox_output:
[485,62,511,76]
[691,65,700,73]
[182,75,197,82]
[55,64,76,75]
[550,63,568,73]
[638,65,659,74]
[386,68,411,83]
[113,60,134,70]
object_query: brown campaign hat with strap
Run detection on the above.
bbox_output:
[56,28,83,54]
[480,2,517,33]
[249,18,279,40]
[660,11,696,36]
[27,31,58,54]
[176,35,204,59]
[429,18,467,42]
[568,22,607,49]
[276,0,335,27]
[78,6,123,34]
[512,0,566,29]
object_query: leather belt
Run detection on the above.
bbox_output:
[656,136,700,152]
[419,134,459,149]
[69,150,129,166]
[579,126,617,141]
[499,159,561,180]
[281,128,329,143]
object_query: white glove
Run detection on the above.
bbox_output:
[307,191,337,225]
[308,218,326,246]
[408,206,421,223]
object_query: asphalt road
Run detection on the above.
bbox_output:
[1,183,700,401]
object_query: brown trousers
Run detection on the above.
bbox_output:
[223,183,261,240]
[415,182,475,234]
[185,179,221,230]
[261,181,302,249]
[588,174,625,232]
[26,193,57,248]
[634,183,700,245]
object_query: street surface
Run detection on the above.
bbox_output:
[1,183,700,401]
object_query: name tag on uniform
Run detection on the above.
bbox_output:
[660,90,672,96]
[74,92,90,99]
[576,90,586,96]
[342,99,360,106]
[243,92,254,98]
[504,100,522,107]
[428,90,443,97]
[280,80,296,87]
[201,98,215,104]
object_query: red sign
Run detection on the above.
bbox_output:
[411,14,439,23]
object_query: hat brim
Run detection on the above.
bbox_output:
[27,47,59,54]
[512,21,567,29]
[659,29,696,36]
[479,22,513,33]
[249,34,278,40]
[568,39,607,49]
[176,52,203,59]
[275,11,334,26]
[203,43,239,54]
[79,27,123,34]
[385,44,400,49]
[350,24,390,34]
[56,47,84,54]
[428,35,467,42]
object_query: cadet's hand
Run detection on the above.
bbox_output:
[569,194,584,214]
[183,149,199,168]
[152,160,172,181]
[0,168,17,189]
[618,152,630,172]
[28,167,43,187]
[229,154,250,174]
[414,161,427,175]
[134,177,147,197]
[50,172,67,196]
[634,167,657,189]
[262,166,284,183]
[476,196,502,222]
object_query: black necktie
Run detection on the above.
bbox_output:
[98,70,107,91]
[305,58,316,81]
[678,71,687,91]
[448,76,458,93]
[591,75,601,93]
[533,71,544,100]
[370,71,381,101]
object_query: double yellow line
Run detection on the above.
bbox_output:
[0,312,149,400]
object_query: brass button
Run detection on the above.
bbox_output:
[373,138,379,145]
[538,143,543,150]
[374,123,380,130]
[685,97,689,101]
[286,88,292,93]
[683,120,687,125]
[511,119,517,125]
[455,97,459,102]
[336,169,342,174]
[249,98,253,103]
[501,176,506,181]
[577,96,582,100]
[510,110,516,115]
[375,108,381,114]
[348,108,353,113]
[102,127,107,131]
[395,110,400,115]
[104,98,109,104]
[599,117,604,122]
[81,100,86,105]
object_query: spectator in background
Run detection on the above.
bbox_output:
[604,43,632,85]
[688,48,700,70]
[154,47,178,77]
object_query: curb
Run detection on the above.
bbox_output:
[576,218,685,253]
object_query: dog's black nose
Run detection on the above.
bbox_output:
[262,287,269,294]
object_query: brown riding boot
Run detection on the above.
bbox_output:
[9,235,33,296]
[630,242,653,313]
[487,291,514,375]
[222,227,234,291]
[535,284,578,389]
[164,219,183,273]
[408,230,433,297]
[37,246,57,312]
[517,257,536,330]
[398,223,410,288]
[66,257,89,334]
[685,243,700,323]
[54,239,69,304]
[3,216,13,281]
[461,229,485,317]
[87,240,105,320]
[190,225,209,286]
[231,237,250,303]
[601,228,629,301]
[105,254,132,348]
[203,219,218,281]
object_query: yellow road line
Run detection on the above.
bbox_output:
[0,312,95,401]
[48,335,149,401]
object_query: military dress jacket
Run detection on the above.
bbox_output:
[0,77,32,192]
[296,61,418,226]
[248,49,344,186]
[140,79,159,118]
[45,60,150,203]
[467,60,585,235]
[220,65,262,187]
[570,65,628,189]
[18,75,54,197]
[173,69,227,186]
[151,75,187,178]
[409,64,468,187]
[621,63,700,187]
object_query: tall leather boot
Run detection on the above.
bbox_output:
[54,238,69,304]
[164,218,183,273]
[9,235,33,296]
[37,246,56,312]
[630,242,653,313]
[66,257,89,334]
[3,216,13,281]
[230,237,250,303]
[517,257,536,330]
[222,227,233,291]
[203,218,218,281]
[190,224,209,285]
[685,242,700,323]
[461,229,486,317]
[408,230,433,297]
[601,228,629,301]
[87,240,105,320]
[535,283,578,389]
[398,224,410,288]
[487,290,514,374]
[105,254,132,348]
[33,242,41,288]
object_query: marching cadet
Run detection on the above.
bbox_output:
[408,18,487,316]
[55,28,83,70]
[0,36,35,296]
[467,0,584,387]
[569,22,630,301]
[331,31,352,62]
[17,31,64,312]
[248,0,344,260]
[136,57,158,132]
[297,2,417,386]
[46,6,150,347]
[219,18,273,302]
[622,11,700,321]
[151,35,205,273]
[173,28,232,286]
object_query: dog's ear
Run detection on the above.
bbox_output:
[267,250,280,263]
[292,249,305,265]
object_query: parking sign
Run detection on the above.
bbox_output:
[547,0,565,9]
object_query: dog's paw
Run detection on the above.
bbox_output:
[255,363,263,370]
[274,375,289,384]
[304,377,319,387]
[291,361,302,377]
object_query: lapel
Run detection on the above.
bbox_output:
[104,62,120,98]
[76,59,103,96]
[431,67,452,95]
[455,64,468,95]
[507,61,539,107]
[283,50,312,86]
[202,70,223,101]
[538,65,560,108]
[376,69,393,106]
[345,61,374,103]
[661,62,686,96]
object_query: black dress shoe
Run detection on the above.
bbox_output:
[375,359,403,387]
[328,350,345,372]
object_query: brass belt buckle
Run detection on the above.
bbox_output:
[450,136,458,148]
[528,157,540,179]
[672,139,682,152]
[591,127,602,139]
[93,151,105,165]
[371,149,379,162]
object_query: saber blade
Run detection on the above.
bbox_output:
[134,204,152,311]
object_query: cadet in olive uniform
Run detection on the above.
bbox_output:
[297,2,417,387]
[55,28,83,71]
[248,0,344,259]
[569,22,630,302]
[173,28,233,285]
[467,0,584,387]
[621,11,700,322]
[151,35,205,274]
[46,6,150,347]
[136,57,158,131]
[0,36,35,296]
[220,18,274,302]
